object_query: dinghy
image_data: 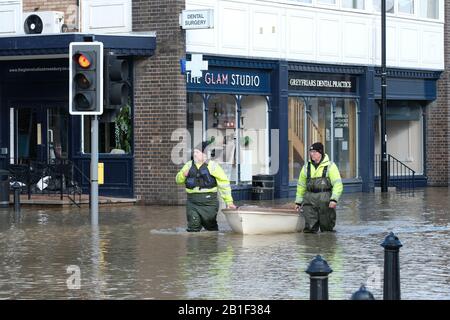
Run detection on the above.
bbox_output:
[222,206,305,235]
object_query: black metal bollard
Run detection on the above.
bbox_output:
[351,285,375,300]
[305,255,333,300]
[381,232,402,300]
[12,182,21,213]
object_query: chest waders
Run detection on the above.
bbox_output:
[185,161,219,232]
[302,163,336,232]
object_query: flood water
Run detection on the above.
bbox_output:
[1,187,450,300]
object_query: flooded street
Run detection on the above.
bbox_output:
[1,187,450,300]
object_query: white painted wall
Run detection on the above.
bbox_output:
[0,0,22,36]
[82,0,132,34]
[186,0,444,70]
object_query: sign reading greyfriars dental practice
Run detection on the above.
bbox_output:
[289,72,357,94]
[180,9,214,29]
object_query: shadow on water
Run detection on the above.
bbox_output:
[1,187,450,299]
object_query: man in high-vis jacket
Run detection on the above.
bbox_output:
[176,141,237,232]
[295,142,343,233]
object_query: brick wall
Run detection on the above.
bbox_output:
[428,1,449,186]
[24,0,78,27]
[132,0,187,204]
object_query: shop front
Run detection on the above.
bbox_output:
[285,64,366,196]
[186,56,277,200]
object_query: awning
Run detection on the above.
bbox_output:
[0,33,156,58]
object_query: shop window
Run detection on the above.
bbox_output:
[240,96,269,183]
[307,98,332,159]
[83,104,133,154]
[398,0,414,14]
[420,0,439,19]
[288,97,307,182]
[373,0,395,13]
[342,0,365,10]
[187,93,204,152]
[206,94,238,183]
[333,99,357,179]
[375,101,423,175]
[289,96,358,181]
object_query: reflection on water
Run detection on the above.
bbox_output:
[1,188,450,299]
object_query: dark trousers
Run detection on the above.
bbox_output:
[302,191,336,232]
[186,192,219,232]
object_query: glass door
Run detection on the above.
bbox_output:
[47,107,69,162]
[16,106,47,163]
[15,105,69,164]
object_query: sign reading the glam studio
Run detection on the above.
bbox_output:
[186,68,271,94]
[289,72,357,94]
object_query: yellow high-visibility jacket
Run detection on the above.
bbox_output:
[176,160,234,205]
[295,154,343,204]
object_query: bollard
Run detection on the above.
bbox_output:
[351,284,375,300]
[381,232,402,300]
[305,255,333,300]
[12,182,21,213]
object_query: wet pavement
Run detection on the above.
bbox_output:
[1,187,450,300]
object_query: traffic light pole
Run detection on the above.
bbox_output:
[91,115,99,225]
[380,0,388,192]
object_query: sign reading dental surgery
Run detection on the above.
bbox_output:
[186,68,271,95]
[289,72,357,94]
[180,9,214,29]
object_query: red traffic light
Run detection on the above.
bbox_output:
[74,53,92,69]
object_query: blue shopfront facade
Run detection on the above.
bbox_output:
[186,55,441,201]
[0,33,155,198]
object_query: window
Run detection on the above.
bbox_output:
[420,0,439,19]
[373,0,395,13]
[398,0,414,14]
[187,93,204,152]
[188,93,269,184]
[317,0,336,5]
[333,99,357,179]
[288,96,358,182]
[375,101,423,175]
[206,94,238,183]
[342,0,365,10]
[288,97,306,182]
[83,104,132,154]
[240,96,269,183]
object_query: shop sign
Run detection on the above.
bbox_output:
[186,68,271,94]
[180,9,214,29]
[289,72,357,93]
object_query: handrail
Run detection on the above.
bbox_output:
[374,154,416,191]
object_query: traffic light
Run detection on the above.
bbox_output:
[69,42,103,115]
[102,53,129,122]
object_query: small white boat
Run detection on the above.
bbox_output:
[222,206,305,235]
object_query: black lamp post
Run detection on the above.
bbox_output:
[380,0,388,192]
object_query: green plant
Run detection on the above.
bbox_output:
[242,135,251,147]
[114,104,132,153]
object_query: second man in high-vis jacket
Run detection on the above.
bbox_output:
[176,141,237,232]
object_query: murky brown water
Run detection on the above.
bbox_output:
[1,187,450,300]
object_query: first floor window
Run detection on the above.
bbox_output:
[420,0,439,19]
[373,0,395,13]
[342,0,365,10]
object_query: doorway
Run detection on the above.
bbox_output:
[13,104,69,164]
